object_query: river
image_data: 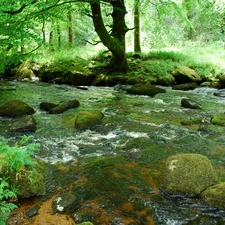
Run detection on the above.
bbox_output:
[1,81,225,224]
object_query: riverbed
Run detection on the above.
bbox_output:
[1,81,225,224]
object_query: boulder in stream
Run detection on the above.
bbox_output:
[9,115,37,132]
[52,193,77,214]
[75,110,104,130]
[172,82,198,91]
[0,100,35,117]
[181,98,202,109]
[126,83,166,97]
[49,100,80,114]
[201,182,225,209]
[161,153,218,195]
[40,99,80,114]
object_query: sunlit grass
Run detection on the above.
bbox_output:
[32,41,225,79]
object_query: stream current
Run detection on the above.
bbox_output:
[1,81,225,224]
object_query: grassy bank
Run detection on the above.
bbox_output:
[32,42,225,81]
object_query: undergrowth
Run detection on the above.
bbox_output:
[0,135,40,224]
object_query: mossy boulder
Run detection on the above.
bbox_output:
[181,98,202,109]
[211,113,225,126]
[49,100,80,114]
[172,82,198,91]
[8,115,37,132]
[0,100,35,117]
[201,182,225,209]
[173,66,202,84]
[75,111,104,130]
[161,154,218,195]
[126,83,166,97]
[158,75,176,86]
[15,59,37,81]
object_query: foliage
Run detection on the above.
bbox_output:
[0,178,17,224]
[0,135,40,223]
[0,135,39,174]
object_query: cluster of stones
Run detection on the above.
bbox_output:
[0,99,104,132]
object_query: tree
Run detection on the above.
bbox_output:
[134,0,141,53]
[0,0,130,73]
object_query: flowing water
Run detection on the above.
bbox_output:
[1,81,225,224]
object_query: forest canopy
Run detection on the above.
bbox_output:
[0,0,224,72]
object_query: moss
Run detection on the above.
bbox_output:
[211,114,225,126]
[161,154,218,195]
[75,111,104,130]
[5,159,46,198]
[0,100,35,117]
[202,182,225,209]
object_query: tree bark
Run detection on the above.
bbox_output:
[134,0,141,53]
[67,12,73,48]
[90,0,129,72]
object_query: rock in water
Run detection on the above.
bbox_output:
[181,98,202,109]
[0,100,35,117]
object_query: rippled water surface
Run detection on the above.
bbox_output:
[1,81,225,224]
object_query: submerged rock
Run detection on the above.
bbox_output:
[126,83,166,97]
[211,113,225,126]
[181,98,202,109]
[161,153,218,195]
[0,100,35,117]
[9,115,37,132]
[75,111,104,130]
[202,182,225,209]
[25,205,40,218]
[52,193,77,214]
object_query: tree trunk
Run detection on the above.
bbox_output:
[67,12,73,48]
[134,0,141,53]
[57,22,61,48]
[90,0,129,72]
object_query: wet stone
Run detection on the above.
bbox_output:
[52,193,77,214]
[25,205,40,218]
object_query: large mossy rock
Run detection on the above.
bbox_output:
[211,113,225,126]
[126,83,166,97]
[8,115,37,132]
[38,59,95,85]
[15,59,36,81]
[172,66,202,84]
[0,100,35,117]
[158,75,176,86]
[75,111,104,130]
[161,154,218,195]
[201,182,225,209]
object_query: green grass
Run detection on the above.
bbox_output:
[31,42,225,80]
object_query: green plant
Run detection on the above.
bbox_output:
[0,135,40,223]
[0,135,39,175]
[0,178,17,224]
